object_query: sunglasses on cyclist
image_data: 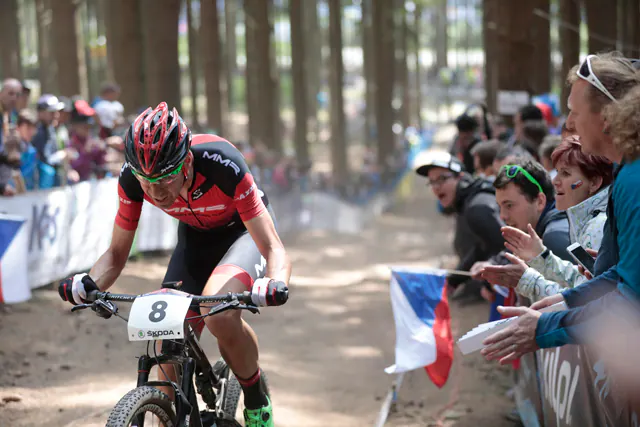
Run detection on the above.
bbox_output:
[131,162,184,185]
[576,55,618,103]
[501,164,543,194]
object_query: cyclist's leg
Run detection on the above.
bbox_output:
[200,229,272,415]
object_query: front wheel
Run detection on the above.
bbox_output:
[106,386,176,427]
[212,358,242,417]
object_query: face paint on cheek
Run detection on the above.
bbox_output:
[571,180,583,190]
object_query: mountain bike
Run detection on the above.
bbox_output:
[59,279,288,427]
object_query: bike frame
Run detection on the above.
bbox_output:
[134,317,242,427]
[71,289,253,427]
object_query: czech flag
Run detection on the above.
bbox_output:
[385,268,453,388]
[0,214,31,304]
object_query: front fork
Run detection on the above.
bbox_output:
[136,354,201,427]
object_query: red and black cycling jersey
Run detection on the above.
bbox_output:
[116,134,268,231]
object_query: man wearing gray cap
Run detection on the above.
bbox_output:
[31,94,66,174]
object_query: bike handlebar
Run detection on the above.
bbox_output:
[60,275,288,308]
[84,290,254,305]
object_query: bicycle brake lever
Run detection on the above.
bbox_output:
[237,304,260,314]
[71,303,92,312]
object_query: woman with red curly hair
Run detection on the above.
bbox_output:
[501,136,613,301]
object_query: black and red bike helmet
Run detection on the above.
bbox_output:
[124,102,191,177]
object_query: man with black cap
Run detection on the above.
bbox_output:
[415,151,505,302]
[450,114,482,174]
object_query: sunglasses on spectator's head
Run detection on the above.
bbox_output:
[131,162,184,185]
[501,164,543,195]
[576,55,618,103]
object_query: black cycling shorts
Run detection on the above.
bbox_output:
[162,208,275,297]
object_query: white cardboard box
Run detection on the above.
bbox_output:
[457,301,567,355]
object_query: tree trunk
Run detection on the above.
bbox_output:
[584,0,618,53]
[362,0,375,144]
[244,0,278,152]
[225,0,237,112]
[141,0,181,110]
[372,0,395,170]
[186,0,200,128]
[397,1,410,127]
[413,5,423,127]
[559,0,580,115]
[99,0,115,83]
[624,0,639,57]
[483,0,499,114]
[0,0,23,79]
[51,0,81,96]
[619,0,627,54]
[36,0,55,93]
[289,0,310,168]
[268,4,281,149]
[496,0,536,123]
[532,0,551,94]
[201,0,224,134]
[328,0,347,185]
[435,0,448,70]
[304,1,321,134]
[107,0,144,113]
[75,0,89,100]
[84,0,96,99]
[636,0,640,50]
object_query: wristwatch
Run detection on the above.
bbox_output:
[540,248,551,259]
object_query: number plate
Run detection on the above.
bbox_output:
[127,294,193,342]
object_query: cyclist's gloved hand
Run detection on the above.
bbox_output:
[251,277,289,307]
[58,274,99,305]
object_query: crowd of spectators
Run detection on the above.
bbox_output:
[0,79,126,196]
[416,51,640,423]
[0,78,412,203]
[238,132,412,204]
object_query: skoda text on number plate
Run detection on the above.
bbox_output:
[127,294,193,341]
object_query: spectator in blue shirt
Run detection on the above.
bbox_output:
[479,53,640,364]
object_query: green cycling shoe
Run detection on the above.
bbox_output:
[243,396,274,427]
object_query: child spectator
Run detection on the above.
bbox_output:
[16,109,39,190]
[93,83,124,139]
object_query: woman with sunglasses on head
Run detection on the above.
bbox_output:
[57,102,289,426]
[498,136,613,301]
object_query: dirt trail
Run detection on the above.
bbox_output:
[0,178,514,427]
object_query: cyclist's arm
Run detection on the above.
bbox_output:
[245,211,291,284]
[90,163,144,291]
[90,224,136,291]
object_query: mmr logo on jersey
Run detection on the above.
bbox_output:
[163,205,226,214]
[202,151,240,175]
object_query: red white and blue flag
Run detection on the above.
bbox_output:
[385,268,453,388]
[0,214,30,304]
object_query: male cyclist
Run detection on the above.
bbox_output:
[59,102,290,426]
